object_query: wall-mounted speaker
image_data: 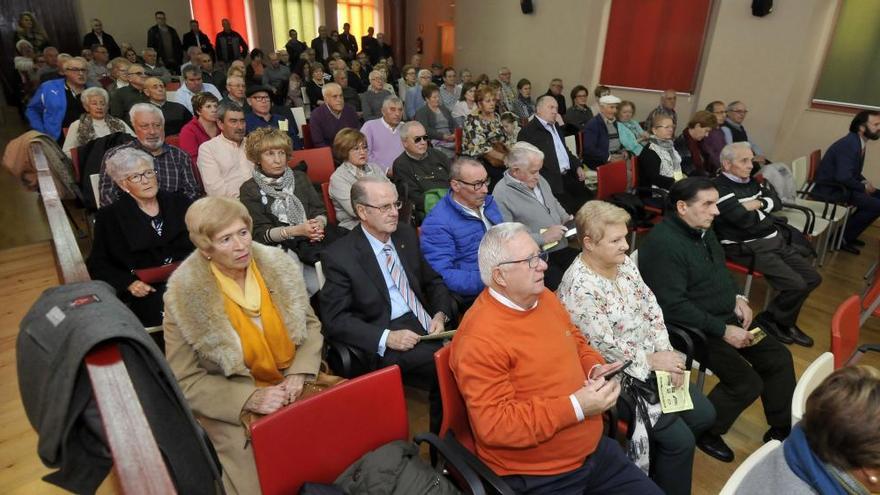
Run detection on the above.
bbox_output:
[752,0,773,17]
[521,0,534,14]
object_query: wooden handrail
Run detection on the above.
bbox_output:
[31,143,177,494]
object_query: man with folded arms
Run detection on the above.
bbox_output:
[450,222,659,494]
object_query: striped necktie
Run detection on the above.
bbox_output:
[383,245,432,333]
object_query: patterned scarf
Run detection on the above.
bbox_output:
[252,168,307,227]
[76,114,128,147]
[648,135,682,179]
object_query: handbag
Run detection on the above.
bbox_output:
[483,141,510,168]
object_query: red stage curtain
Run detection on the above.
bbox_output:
[191,0,249,46]
[600,0,712,92]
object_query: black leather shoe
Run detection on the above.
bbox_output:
[788,326,814,347]
[852,239,866,247]
[763,426,791,443]
[756,315,793,345]
[697,434,734,463]
[840,243,861,255]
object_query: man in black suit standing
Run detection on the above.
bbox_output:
[82,18,121,59]
[361,26,381,65]
[181,20,214,60]
[285,29,307,68]
[320,177,453,433]
[310,25,334,65]
[339,23,358,60]
[518,95,591,214]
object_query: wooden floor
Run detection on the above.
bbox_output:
[0,106,877,494]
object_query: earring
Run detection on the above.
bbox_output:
[207,256,212,260]
[870,475,878,484]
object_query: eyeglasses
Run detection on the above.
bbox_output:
[412,135,429,144]
[125,170,156,183]
[496,251,549,269]
[729,109,748,115]
[361,200,403,214]
[454,178,490,191]
[65,67,87,73]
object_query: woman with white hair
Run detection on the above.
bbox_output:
[87,147,194,326]
[62,86,135,156]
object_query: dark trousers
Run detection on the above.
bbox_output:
[544,247,580,291]
[501,436,662,495]
[650,386,715,495]
[844,190,880,243]
[557,170,594,215]
[704,334,795,435]
[724,235,822,328]
[380,312,443,434]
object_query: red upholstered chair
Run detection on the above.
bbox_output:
[289,146,335,184]
[165,81,181,91]
[831,295,861,369]
[301,123,314,149]
[596,159,628,201]
[251,367,409,494]
[454,127,463,156]
[321,182,337,225]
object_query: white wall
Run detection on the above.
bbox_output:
[73,0,192,54]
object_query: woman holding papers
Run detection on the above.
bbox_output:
[557,200,716,495]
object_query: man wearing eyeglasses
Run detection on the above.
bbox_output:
[321,177,453,434]
[392,121,451,223]
[421,158,504,309]
[645,89,679,134]
[110,64,148,121]
[26,56,88,141]
[245,85,302,149]
[722,101,768,166]
[449,222,660,494]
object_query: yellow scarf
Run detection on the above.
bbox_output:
[211,259,295,386]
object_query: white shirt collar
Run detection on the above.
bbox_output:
[489,288,537,311]
[381,118,400,133]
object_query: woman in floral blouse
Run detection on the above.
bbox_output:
[462,86,515,187]
[557,200,715,495]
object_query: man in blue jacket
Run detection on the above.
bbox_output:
[420,158,504,309]
[813,110,880,254]
[26,56,88,141]
[582,95,626,168]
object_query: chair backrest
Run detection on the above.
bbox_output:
[718,439,782,495]
[434,346,478,452]
[454,127,463,156]
[807,149,821,182]
[90,173,100,208]
[790,156,808,190]
[629,155,639,189]
[791,352,834,426]
[302,123,314,149]
[629,249,638,264]
[165,134,181,148]
[251,366,408,495]
[831,294,861,368]
[596,159,628,200]
[290,147,335,184]
[315,260,326,289]
[321,181,337,225]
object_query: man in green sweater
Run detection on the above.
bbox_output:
[638,177,795,464]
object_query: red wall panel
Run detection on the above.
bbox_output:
[191,0,249,46]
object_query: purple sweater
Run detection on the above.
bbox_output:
[701,128,726,175]
[360,118,404,173]
[309,104,361,148]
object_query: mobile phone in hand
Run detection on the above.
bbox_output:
[598,360,633,380]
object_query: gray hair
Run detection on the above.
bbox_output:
[478,223,530,286]
[142,47,156,56]
[450,157,482,181]
[505,142,544,170]
[181,65,202,79]
[217,99,244,121]
[350,176,392,218]
[720,142,752,164]
[105,147,155,182]
[417,69,432,79]
[63,56,87,70]
[727,100,744,111]
[381,95,403,111]
[368,70,384,81]
[80,86,109,106]
[535,94,556,109]
[129,102,165,125]
[322,82,342,98]
[399,121,425,141]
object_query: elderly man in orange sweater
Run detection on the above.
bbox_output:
[450,222,661,494]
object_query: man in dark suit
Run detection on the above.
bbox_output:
[339,23,358,59]
[813,110,880,254]
[361,26,381,65]
[181,20,214,60]
[518,95,590,214]
[146,11,183,74]
[582,94,626,168]
[320,177,453,433]
[285,29,307,68]
[310,25,334,65]
[82,18,121,59]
